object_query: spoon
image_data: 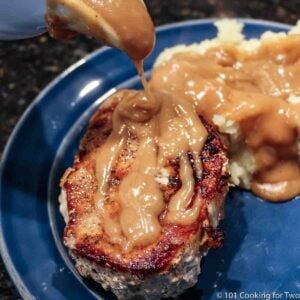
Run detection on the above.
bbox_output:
[0,0,47,40]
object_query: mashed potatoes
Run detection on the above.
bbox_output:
[155,19,300,66]
[153,19,300,200]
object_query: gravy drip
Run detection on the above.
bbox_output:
[165,155,202,226]
[151,35,300,201]
[47,0,208,250]
[47,0,207,249]
[94,88,207,250]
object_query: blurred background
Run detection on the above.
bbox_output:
[0,0,299,298]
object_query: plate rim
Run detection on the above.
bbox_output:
[0,18,292,299]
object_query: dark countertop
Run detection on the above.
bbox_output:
[0,1,298,299]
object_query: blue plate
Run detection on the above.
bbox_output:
[1,19,300,300]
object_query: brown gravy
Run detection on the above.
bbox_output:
[47,1,300,248]
[93,89,207,250]
[151,35,300,202]
[48,0,202,249]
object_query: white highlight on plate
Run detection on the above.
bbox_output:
[79,80,102,98]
